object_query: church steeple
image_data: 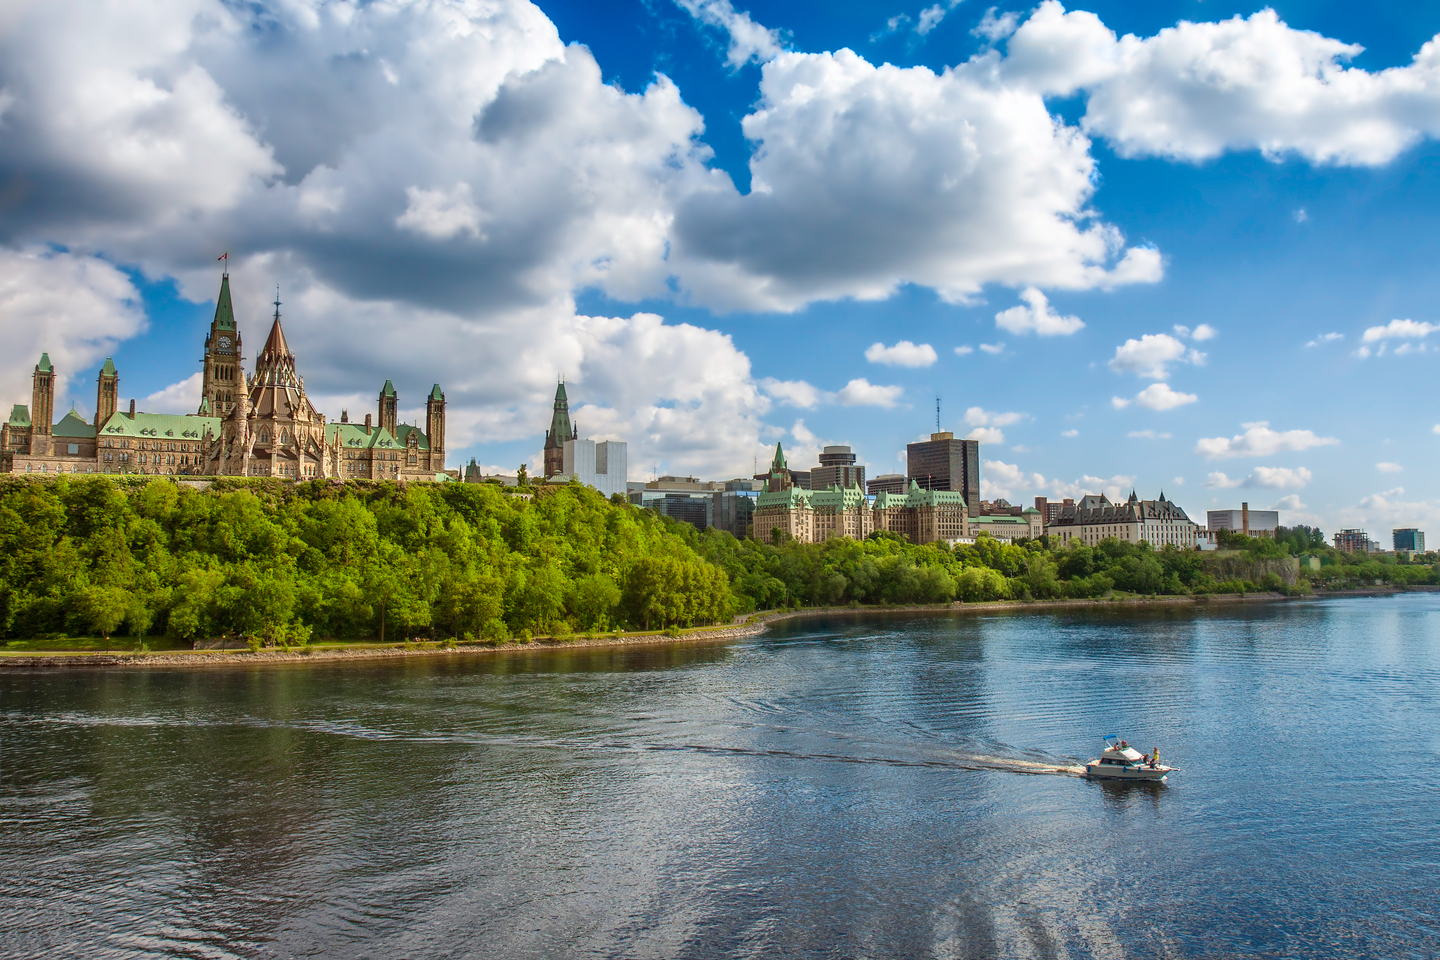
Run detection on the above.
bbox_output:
[543,380,576,478]
[200,271,244,416]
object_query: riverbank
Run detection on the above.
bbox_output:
[6,589,1399,670]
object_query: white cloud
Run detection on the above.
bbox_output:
[1306,332,1344,347]
[1045,473,1137,501]
[670,43,1164,312]
[140,373,204,415]
[1061,428,1079,438]
[395,184,485,241]
[835,378,904,408]
[1377,461,1403,473]
[954,345,975,356]
[994,287,1085,336]
[979,342,1006,355]
[760,378,822,408]
[1205,466,1313,489]
[0,248,146,412]
[1172,476,1185,486]
[1113,382,1198,410]
[973,7,1020,43]
[1002,2,1440,167]
[1273,494,1306,511]
[965,407,1028,428]
[982,459,1047,500]
[1126,430,1171,439]
[674,0,784,68]
[916,1,963,37]
[1360,320,1439,350]
[1172,323,1214,341]
[1294,208,1309,223]
[1108,334,1205,379]
[965,426,1006,444]
[1195,422,1339,460]
[866,340,938,367]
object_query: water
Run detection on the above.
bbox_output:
[2,595,1439,959]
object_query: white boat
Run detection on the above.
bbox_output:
[1084,735,1172,781]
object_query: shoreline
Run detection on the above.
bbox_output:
[0,588,1422,672]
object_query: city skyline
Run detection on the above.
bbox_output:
[2,0,1438,535]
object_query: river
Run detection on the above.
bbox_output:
[2,595,1438,959]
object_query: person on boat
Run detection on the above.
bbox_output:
[1149,748,1160,768]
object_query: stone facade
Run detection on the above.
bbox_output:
[1048,491,1197,549]
[1,275,452,481]
[543,382,577,478]
[872,481,969,545]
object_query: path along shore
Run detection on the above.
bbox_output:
[0,588,1422,671]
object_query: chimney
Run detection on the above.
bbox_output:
[1242,502,1250,537]
[341,409,349,424]
[364,413,372,434]
[128,399,136,417]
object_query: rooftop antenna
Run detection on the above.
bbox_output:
[936,394,941,432]
[273,284,281,320]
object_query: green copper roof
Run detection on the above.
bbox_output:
[545,381,573,447]
[873,482,969,510]
[213,274,236,331]
[100,357,117,377]
[429,383,443,401]
[807,483,868,509]
[197,395,212,416]
[36,353,52,374]
[99,411,220,440]
[53,410,96,439]
[381,380,396,399]
[326,422,430,451]
[396,423,430,452]
[757,486,810,509]
[771,441,787,471]
[7,404,30,428]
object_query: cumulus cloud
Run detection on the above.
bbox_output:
[1196,422,1338,460]
[1112,382,1198,410]
[835,378,904,407]
[866,340,938,367]
[674,0,784,68]
[140,373,204,415]
[1377,461,1403,473]
[1306,332,1343,347]
[1061,428,1079,437]
[982,459,1047,500]
[1273,494,1306,512]
[979,342,1006,355]
[0,248,146,411]
[954,345,975,356]
[671,44,1164,311]
[395,184,485,241]
[974,7,1021,43]
[760,378,822,408]
[1204,466,1313,489]
[965,426,1007,444]
[965,407,1028,428]
[1173,323,1216,341]
[994,287,1085,336]
[1046,473,1137,501]
[1002,2,1440,167]
[1355,319,1439,357]
[1108,334,1205,379]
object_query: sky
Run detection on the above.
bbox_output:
[2,0,1439,539]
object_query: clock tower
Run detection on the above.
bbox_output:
[200,271,245,416]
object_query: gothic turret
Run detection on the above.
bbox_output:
[95,358,119,429]
[379,380,398,435]
[426,383,445,468]
[201,271,244,416]
[29,353,54,456]
[543,381,576,478]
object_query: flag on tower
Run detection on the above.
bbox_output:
[218,252,227,262]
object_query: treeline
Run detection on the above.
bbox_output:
[3,477,1435,646]
[0,477,731,644]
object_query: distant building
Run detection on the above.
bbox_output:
[1033,497,1073,529]
[1393,528,1425,553]
[754,482,873,544]
[871,481,968,545]
[628,475,758,537]
[867,473,906,496]
[906,432,980,517]
[809,445,865,491]
[542,382,577,479]
[969,510,1044,541]
[1333,529,1376,553]
[1207,503,1279,538]
[1049,491,1198,549]
[754,442,806,492]
[560,438,628,499]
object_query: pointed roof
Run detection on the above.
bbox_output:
[261,315,291,359]
[545,380,573,447]
[100,357,117,377]
[213,274,236,331]
[381,380,397,399]
[771,441,787,471]
[36,353,52,374]
[8,404,30,427]
[54,410,96,439]
[429,383,444,401]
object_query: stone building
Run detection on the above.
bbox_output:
[1,273,451,481]
[872,481,969,545]
[1047,491,1197,549]
[543,382,578,478]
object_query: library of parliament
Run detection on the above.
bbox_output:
[0,274,453,481]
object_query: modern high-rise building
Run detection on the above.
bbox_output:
[867,474,906,496]
[1393,528,1425,552]
[1333,529,1375,553]
[562,438,628,499]
[906,431,980,517]
[809,445,865,491]
[1207,503,1279,538]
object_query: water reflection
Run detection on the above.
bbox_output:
[2,595,1438,958]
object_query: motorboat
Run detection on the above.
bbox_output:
[1084,735,1172,781]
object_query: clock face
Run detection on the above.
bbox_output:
[218,335,233,353]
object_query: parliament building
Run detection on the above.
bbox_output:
[1,274,453,481]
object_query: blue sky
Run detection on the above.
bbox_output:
[2,0,1438,537]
